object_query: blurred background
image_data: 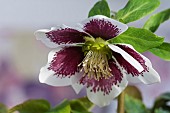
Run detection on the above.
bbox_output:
[0,0,170,113]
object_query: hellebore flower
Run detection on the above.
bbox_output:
[35,15,160,107]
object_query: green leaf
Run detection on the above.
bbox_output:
[124,86,142,100]
[9,99,50,113]
[0,103,8,113]
[88,0,110,17]
[70,97,93,113]
[152,92,170,112]
[144,8,170,32]
[125,94,149,113]
[49,100,71,113]
[150,42,170,61]
[155,108,169,113]
[116,0,160,23]
[108,27,164,53]
[71,110,91,113]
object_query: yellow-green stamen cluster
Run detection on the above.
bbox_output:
[80,37,112,80]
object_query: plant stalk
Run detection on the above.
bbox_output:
[117,91,125,113]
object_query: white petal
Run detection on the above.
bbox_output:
[108,44,144,72]
[39,48,72,86]
[71,71,84,94]
[127,55,160,84]
[71,71,84,84]
[39,65,72,86]
[34,25,84,48]
[86,77,128,107]
[78,15,128,35]
[35,27,60,48]
[72,82,84,94]
[117,44,161,84]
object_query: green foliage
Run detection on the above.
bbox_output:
[116,0,160,23]
[144,8,170,32]
[0,103,8,113]
[152,93,170,112]
[150,42,170,61]
[9,99,51,113]
[125,94,149,113]
[155,108,169,113]
[49,100,71,113]
[88,0,110,17]
[8,97,93,113]
[70,97,93,113]
[71,111,91,113]
[108,27,164,53]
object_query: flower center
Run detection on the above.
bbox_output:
[79,37,112,80]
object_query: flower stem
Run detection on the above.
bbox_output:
[117,91,125,113]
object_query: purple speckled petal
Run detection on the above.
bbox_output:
[39,47,70,86]
[86,77,128,107]
[39,47,84,86]
[112,44,147,77]
[79,15,128,40]
[109,60,123,85]
[35,25,88,48]
[48,47,84,77]
[119,44,160,84]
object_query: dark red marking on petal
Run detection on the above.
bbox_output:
[108,60,123,84]
[80,60,123,95]
[46,28,87,45]
[112,45,148,76]
[83,19,121,40]
[48,47,84,77]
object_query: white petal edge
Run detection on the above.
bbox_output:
[39,65,72,86]
[39,48,72,86]
[72,82,84,94]
[127,54,161,84]
[108,44,144,72]
[35,25,84,48]
[35,27,60,48]
[86,77,128,107]
[78,15,128,35]
[118,43,161,84]
[71,71,84,94]
[71,71,84,84]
